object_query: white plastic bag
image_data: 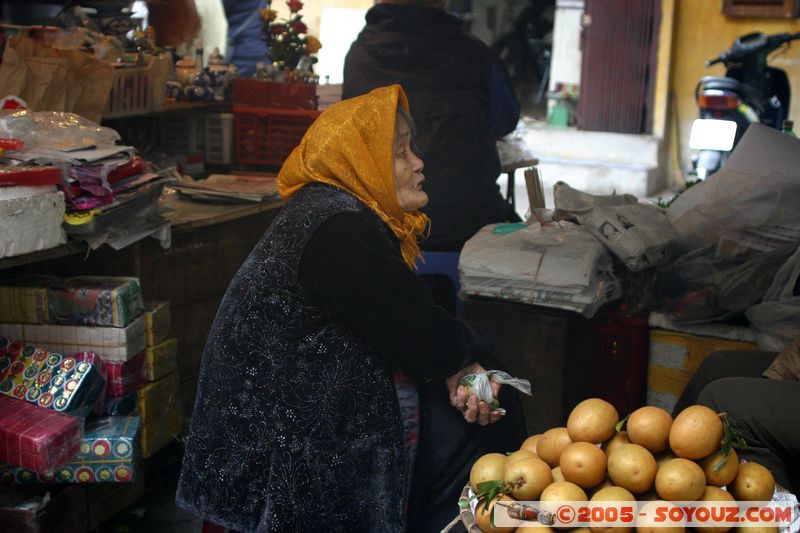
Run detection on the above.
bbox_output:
[746,245,800,351]
[459,370,532,412]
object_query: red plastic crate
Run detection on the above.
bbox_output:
[232,78,318,110]
[591,308,650,416]
[234,106,320,168]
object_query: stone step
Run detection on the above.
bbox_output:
[535,157,663,207]
[522,123,661,167]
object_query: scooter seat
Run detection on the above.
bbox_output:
[697,76,744,93]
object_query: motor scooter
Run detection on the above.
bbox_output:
[689,31,800,179]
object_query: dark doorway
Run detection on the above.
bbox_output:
[578,0,661,134]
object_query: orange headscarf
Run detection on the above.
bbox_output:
[278,84,430,269]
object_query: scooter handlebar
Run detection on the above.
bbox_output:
[706,32,800,67]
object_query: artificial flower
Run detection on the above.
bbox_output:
[260,7,278,22]
[290,20,308,34]
[262,0,320,72]
[305,35,322,54]
[286,0,304,13]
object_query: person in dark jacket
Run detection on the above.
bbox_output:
[176,85,526,532]
[673,342,800,493]
[343,0,521,252]
[222,0,268,76]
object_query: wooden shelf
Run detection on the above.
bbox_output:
[0,190,284,271]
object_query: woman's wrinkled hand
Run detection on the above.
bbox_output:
[445,362,504,426]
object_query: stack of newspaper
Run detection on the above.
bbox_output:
[170,174,279,203]
[459,221,621,317]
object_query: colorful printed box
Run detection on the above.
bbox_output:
[0,281,48,324]
[0,338,105,416]
[0,276,143,327]
[0,395,82,473]
[144,300,170,347]
[138,372,182,458]
[145,338,178,382]
[0,416,141,484]
[0,315,146,362]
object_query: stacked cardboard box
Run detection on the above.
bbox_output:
[139,301,182,457]
[647,329,758,412]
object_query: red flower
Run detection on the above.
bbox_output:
[286,0,304,12]
[290,20,307,34]
[270,23,285,34]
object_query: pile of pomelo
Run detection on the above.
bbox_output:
[468,398,777,533]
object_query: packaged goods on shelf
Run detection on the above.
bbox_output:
[0,276,144,327]
[0,396,82,473]
[137,372,182,457]
[0,186,66,259]
[103,350,145,397]
[143,300,170,347]
[0,338,105,416]
[145,338,178,382]
[0,415,140,484]
[0,315,146,363]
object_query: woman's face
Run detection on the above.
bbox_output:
[393,117,428,212]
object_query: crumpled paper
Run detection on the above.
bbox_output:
[459,370,532,412]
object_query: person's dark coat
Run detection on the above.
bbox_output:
[176,185,490,532]
[343,4,520,250]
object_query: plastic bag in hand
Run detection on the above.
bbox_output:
[459,370,532,412]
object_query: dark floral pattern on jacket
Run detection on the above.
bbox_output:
[176,185,407,532]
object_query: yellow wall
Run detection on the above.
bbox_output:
[669,0,800,182]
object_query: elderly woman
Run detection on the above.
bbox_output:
[176,85,525,532]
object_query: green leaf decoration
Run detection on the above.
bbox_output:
[476,480,505,493]
[467,479,511,516]
[615,413,630,432]
[717,412,746,471]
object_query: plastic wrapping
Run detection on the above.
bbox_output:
[0,415,141,484]
[0,275,144,327]
[0,395,83,473]
[659,124,800,323]
[745,245,800,351]
[0,188,66,259]
[0,316,146,363]
[658,243,795,323]
[0,338,106,417]
[0,109,120,152]
[459,370,532,412]
[40,26,126,63]
[103,350,146,397]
